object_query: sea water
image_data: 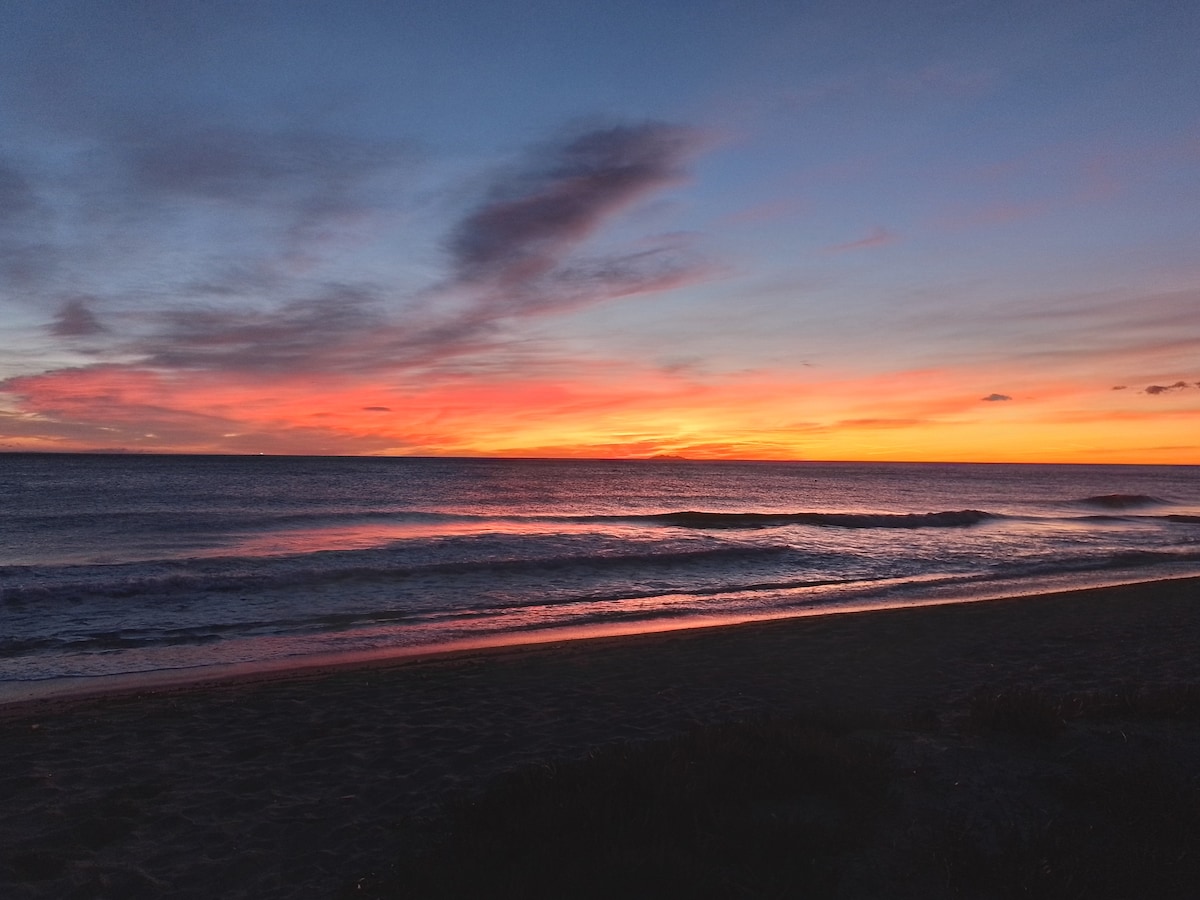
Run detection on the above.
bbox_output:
[2,454,1198,697]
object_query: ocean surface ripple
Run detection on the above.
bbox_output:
[2,455,1198,693]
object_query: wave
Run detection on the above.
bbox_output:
[12,503,1193,548]
[0,507,476,532]
[628,509,997,529]
[10,545,1200,661]
[1,505,1003,534]
[0,544,792,606]
[1077,494,1166,510]
[1077,513,1200,526]
[237,506,1002,531]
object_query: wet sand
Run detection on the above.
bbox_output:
[2,576,1199,898]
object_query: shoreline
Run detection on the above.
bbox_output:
[6,571,1200,713]
[3,575,1199,898]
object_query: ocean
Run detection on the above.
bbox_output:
[2,454,1199,700]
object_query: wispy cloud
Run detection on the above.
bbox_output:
[0,119,416,318]
[981,393,1012,402]
[450,124,696,283]
[442,122,710,320]
[128,125,407,271]
[3,119,719,447]
[50,298,106,337]
[825,226,897,253]
[1143,381,1197,395]
[0,114,716,385]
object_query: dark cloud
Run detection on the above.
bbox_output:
[50,298,106,337]
[1,119,415,305]
[981,393,1012,402]
[124,284,498,376]
[362,406,391,412]
[134,289,385,374]
[21,121,711,382]
[494,240,711,317]
[448,123,701,290]
[1144,381,1192,395]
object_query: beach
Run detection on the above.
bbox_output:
[3,576,1199,898]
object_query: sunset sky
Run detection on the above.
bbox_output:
[1,0,1197,462]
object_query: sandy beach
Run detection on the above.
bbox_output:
[3,576,1199,898]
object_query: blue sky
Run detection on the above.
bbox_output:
[1,0,1197,460]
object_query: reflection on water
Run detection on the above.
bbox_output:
[3,454,1199,692]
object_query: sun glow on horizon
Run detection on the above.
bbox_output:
[3,360,1197,464]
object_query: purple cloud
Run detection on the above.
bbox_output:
[981,393,1012,402]
[131,289,388,374]
[20,121,712,380]
[448,122,703,290]
[50,298,106,337]
[1144,381,1192,395]
[825,226,897,253]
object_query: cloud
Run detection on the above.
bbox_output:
[121,121,713,377]
[1143,381,1193,395]
[0,364,403,455]
[825,226,897,253]
[4,119,719,452]
[50,298,106,337]
[16,121,711,381]
[130,289,392,374]
[126,124,411,270]
[445,122,707,304]
[981,393,1012,402]
[0,119,414,309]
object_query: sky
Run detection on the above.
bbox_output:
[1,0,1197,463]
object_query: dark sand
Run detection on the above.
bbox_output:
[2,577,1199,898]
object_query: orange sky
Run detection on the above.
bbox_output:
[4,357,1197,463]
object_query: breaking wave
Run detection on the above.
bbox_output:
[1077,494,1166,510]
[629,509,997,529]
